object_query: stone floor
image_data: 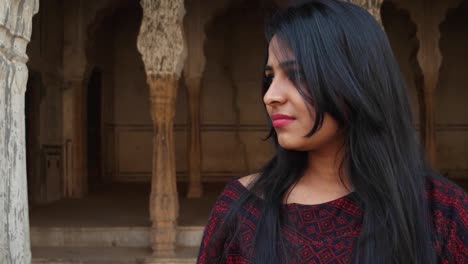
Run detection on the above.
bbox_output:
[28,178,467,228]
[29,178,468,263]
[29,182,226,227]
[32,247,152,264]
[30,181,227,264]
[32,246,199,264]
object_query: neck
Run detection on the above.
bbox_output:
[302,141,352,191]
[283,141,353,205]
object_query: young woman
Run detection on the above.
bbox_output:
[197,0,468,263]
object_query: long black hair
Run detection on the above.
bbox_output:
[212,1,437,263]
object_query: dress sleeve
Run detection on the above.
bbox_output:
[431,180,468,263]
[197,181,239,264]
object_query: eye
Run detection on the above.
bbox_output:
[286,69,305,84]
[263,74,274,89]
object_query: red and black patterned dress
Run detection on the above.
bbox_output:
[197,177,468,263]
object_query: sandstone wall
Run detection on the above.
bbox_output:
[382,1,468,179]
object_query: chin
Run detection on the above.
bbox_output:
[277,136,308,151]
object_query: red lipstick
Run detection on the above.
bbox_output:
[270,114,295,128]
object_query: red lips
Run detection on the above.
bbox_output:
[270,114,295,128]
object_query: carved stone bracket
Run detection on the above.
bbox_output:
[345,0,384,25]
[138,0,186,77]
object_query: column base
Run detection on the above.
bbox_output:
[145,246,198,264]
[151,225,177,253]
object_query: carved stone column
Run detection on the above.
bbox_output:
[62,79,87,198]
[148,74,179,252]
[184,0,206,198]
[183,0,232,198]
[394,0,463,166]
[137,0,186,254]
[185,77,203,198]
[62,0,88,198]
[0,0,39,263]
[346,0,384,24]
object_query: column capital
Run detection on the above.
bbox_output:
[0,0,39,64]
[137,0,187,78]
[345,0,384,25]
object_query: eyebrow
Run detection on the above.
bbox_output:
[265,65,273,72]
[265,60,299,72]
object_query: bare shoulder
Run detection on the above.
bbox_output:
[238,173,260,188]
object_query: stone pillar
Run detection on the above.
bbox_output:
[62,0,88,198]
[0,0,38,263]
[62,79,87,198]
[137,0,186,254]
[347,0,384,24]
[185,77,203,198]
[184,0,206,198]
[394,0,463,166]
[147,74,179,252]
[183,0,232,198]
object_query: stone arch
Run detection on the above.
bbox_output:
[437,0,468,121]
[181,0,272,198]
[389,0,464,165]
[82,0,145,186]
[61,0,146,197]
[381,0,421,125]
[436,0,468,177]
[181,0,233,197]
[201,0,269,179]
[82,0,125,190]
[84,0,132,78]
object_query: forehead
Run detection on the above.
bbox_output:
[267,35,296,66]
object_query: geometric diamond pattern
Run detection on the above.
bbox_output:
[197,177,468,263]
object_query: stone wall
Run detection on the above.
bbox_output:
[198,0,273,181]
[436,1,468,178]
[382,1,468,179]
[20,0,467,186]
[108,0,468,183]
[111,4,152,182]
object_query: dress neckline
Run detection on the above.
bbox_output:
[232,179,358,208]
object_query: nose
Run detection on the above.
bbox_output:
[263,78,286,106]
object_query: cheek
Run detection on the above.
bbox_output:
[277,114,340,151]
[302,114,341,150]
[291,92,315,127]
[295,104,316,136]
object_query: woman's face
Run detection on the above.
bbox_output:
[263,37,342,152]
